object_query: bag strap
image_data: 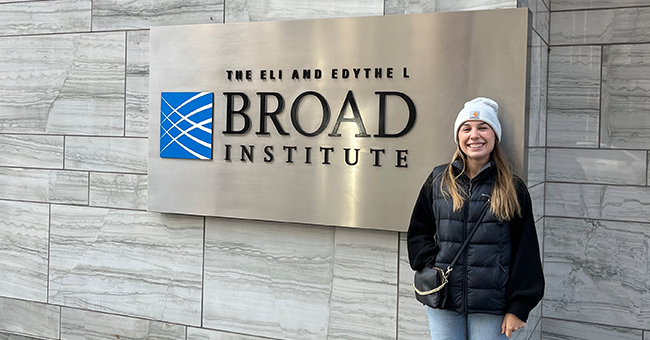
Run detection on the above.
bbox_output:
[447,200,491,271]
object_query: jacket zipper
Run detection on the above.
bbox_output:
[463,180,472,314]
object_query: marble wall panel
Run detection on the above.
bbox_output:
[0,297,60,340]
[519,0,549,43]
[551,0,650,11]
[550,8,650,45]
[227,0,383,22]
[544,217,650,329]
[49,205,204,326]
[546,148,647,185]
[529,182,544,222]
[187,328,269,340]
[203,218,334,339]
[126,31,149,137]
[0,135,63,169]
[327,227,398,340]
[0,333,44,340]
[89,173,147,210]
[647,151,649,186]
[546,183,650,222]
[384,0,516,15]
[528,147,545,186]
[0,168,88,204]
[0,32,125,135]
[541,318,642,340]
[92,0,224,30]
[547,46,600,148]
[0,200,49,302]
[601,44,650,149]
[0,0,90,36]
[397,233,431,340]
[65,137,148,173]
[61,308,186,340]
[528,32,548,147]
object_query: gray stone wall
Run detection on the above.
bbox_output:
[0,1,555,340]
[543,1,650,339]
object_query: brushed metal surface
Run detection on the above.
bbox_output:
[149,9,530,232]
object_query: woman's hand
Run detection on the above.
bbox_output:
[501,313,525,338]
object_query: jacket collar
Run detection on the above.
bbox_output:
[451,159,496,182]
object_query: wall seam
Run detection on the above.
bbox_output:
[544,215,650,225]
[124,31,128,138]
[598,45,604,149]
[542,315,649,333]
[550,4,650,13]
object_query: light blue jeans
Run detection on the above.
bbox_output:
[427,307,509,340]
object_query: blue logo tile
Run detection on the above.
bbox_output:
[160,92,213,160]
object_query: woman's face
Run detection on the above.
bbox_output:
[457,121,496,164]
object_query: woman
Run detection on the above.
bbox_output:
[407,97,544,340]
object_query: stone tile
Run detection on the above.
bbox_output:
[65,137,148,174]
[551,0,650,11]
[0,135,63,169]
[0,332,45,340]
[528,32,548,147]
[126,31,149,76]
[520,0,549,44]
[546,148,647,185]
[384,0,516,15]
[550,8,650,46]
[203,217,334,339]
[0,297,60,340]
[0,200,49,302]
[327,227,398,340]
[89,173,147,210]
[93,0,224,30]
[548,46,601,110]
[61,308,186,340]
[547,108,599,148]
[529,320,541,340]
[546,183,650,222]
[601,44,650,149]
[647,151,649,186]
[529,183,544,222]
[0,0,90,36]
[527,147,545,186]
[49,205,203,326]
[543,217,650,329]
[187,327,269,340]
[0,168,88,204]
[227,0,383,22]
[0,32,125,136]
[547,46,601,148]
[541,318,642,340]
[126,31,149,137]
[397,233,431,340]
[126,75,149,137]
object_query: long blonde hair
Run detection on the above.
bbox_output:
[439,143,521,221]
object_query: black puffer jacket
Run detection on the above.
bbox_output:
[407,161,544,322]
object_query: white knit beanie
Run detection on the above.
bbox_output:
[453,97,501,144]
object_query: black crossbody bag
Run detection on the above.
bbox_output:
[413,202,490,309]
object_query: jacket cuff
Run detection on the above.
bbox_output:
[507,300,531,323]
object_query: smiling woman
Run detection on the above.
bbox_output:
[407,97,545,340]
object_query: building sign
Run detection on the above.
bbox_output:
[148,9,530,232]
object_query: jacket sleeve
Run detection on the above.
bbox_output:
[505,178,545,322]
[407,172,439,271]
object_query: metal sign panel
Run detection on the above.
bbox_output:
[148,9,530,232]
